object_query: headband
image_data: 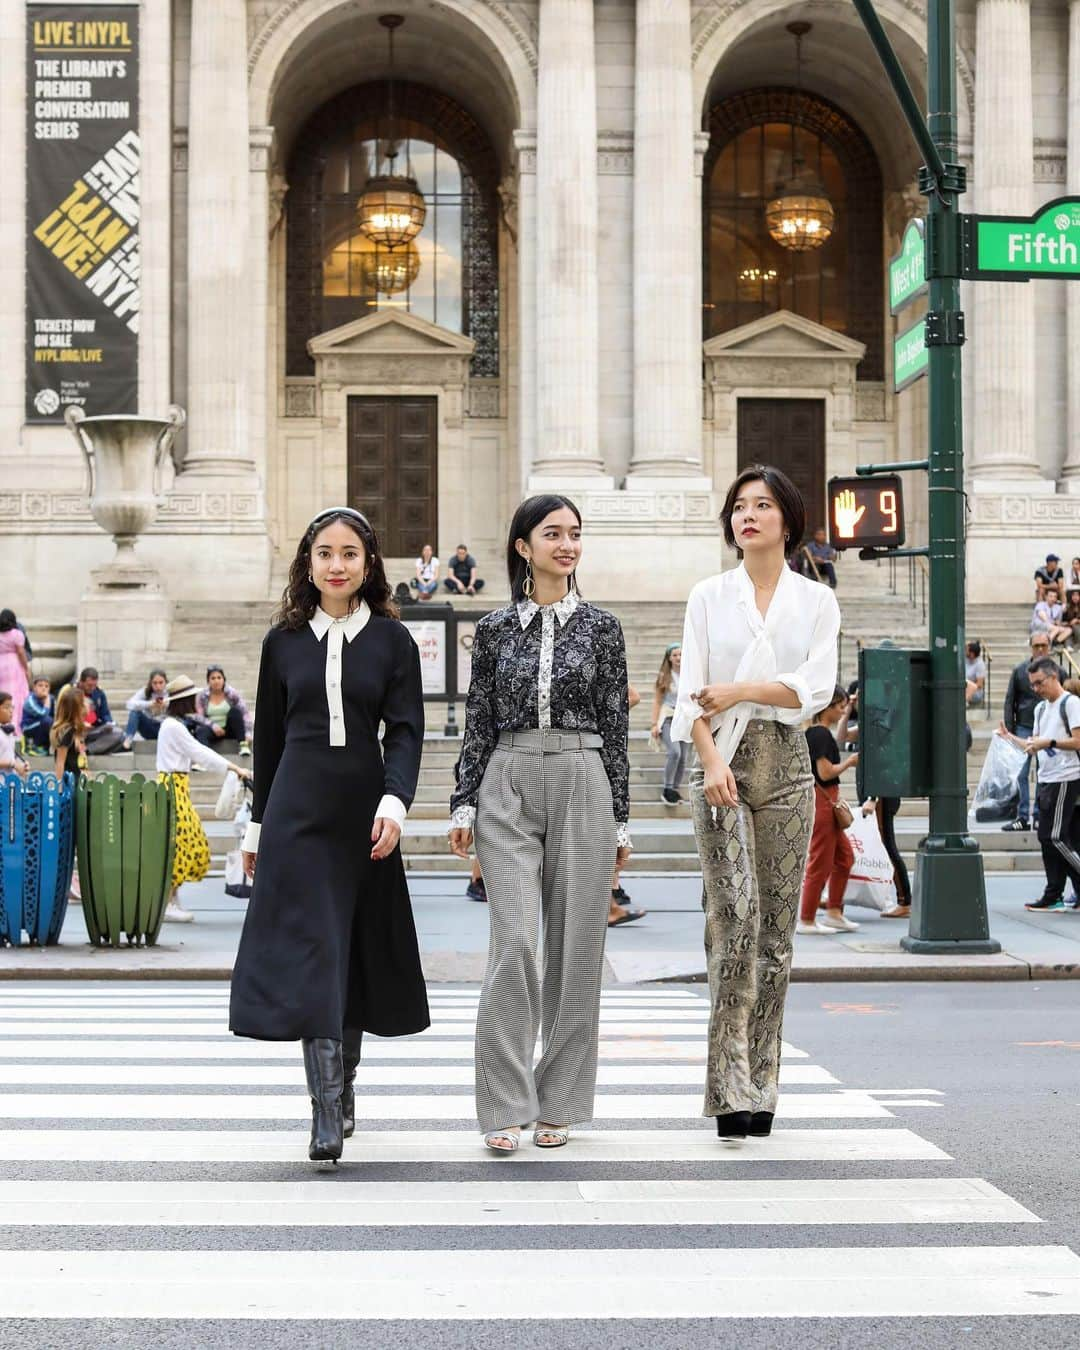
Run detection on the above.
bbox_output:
[665,643,681,655]
[306,506,373,535]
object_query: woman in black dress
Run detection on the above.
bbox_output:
[229,507,429,1163]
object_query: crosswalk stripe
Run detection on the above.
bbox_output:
[3,1247,1078,1319]
[0,1007,713,1023]
[0,1091,893,1120]
[0,1062,837,1087]
[0,987,701,1000]
[0,1127,949,1163]
[0,1177,1037,1228]
[0,1020,718,1038]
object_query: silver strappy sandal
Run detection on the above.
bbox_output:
[532,1124,570,1148]
[483,1128,521,1154]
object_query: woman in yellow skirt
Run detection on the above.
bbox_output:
[156,675,250,923]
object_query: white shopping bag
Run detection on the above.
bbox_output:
[843,808,896,912]
[214,773,245,820]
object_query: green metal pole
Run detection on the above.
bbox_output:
[903,0,998,952]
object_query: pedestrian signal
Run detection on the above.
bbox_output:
[827,475,905,550]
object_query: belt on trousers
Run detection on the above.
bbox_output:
[497,729,603,754]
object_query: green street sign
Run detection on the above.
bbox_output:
[966,196,1080,280]
[894,316,928,392]
[889,218,927,313]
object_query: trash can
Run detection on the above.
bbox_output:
[76,773,177,947]
[0,770,77,946]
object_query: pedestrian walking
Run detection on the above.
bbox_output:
[650,644,690,805]
[672,463,839,1142]
[798,686,859,934]
[998,655,1080,912]
[156,676,251,925]
[0,610,30,736]
[448,494,630,1154]
[230,507,428,1164]
[1003,633,1051,832]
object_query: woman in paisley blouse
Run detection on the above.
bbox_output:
[449,494,630,1154]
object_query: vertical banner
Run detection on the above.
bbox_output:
[25,3,139,422]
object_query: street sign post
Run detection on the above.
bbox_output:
[893,318,928,392]
[889,218,928,312]
[963,197,1080,280]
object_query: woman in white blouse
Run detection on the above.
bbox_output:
[672,464,840,1143]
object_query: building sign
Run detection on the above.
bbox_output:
[889,218,927,313]
[402,618,448,697]
[965,196,1080,281]
[893,316,928,393]
[827,475,905,551]
[25,3,139,422]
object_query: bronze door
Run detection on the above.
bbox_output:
[737,398,826,538]
[346,396,437,557]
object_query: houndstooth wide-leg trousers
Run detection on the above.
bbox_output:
[472,730,616,1132]
[690,720,814,1117]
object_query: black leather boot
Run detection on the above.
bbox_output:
[301,1037,344,1162]
[749,1111,774,1137]
[341,1030,363,1140]
[715,1111,752,1140]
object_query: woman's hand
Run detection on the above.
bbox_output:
[692,683,741,717]
[702,755,739,809]
[231,765,253,782]
[370,817,401,862]
[448,827,473,859]
[650,722,661,740]
[862,799,877,817]
[615,845,632,866]
[212,725,226,738]
[242,850,257,879]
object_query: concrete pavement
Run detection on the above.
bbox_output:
[2,871,1079,981]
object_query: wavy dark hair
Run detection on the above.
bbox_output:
[142,667,168,700]
[274,508,398,630]
[719,463,806,558]
[506,495,583,603]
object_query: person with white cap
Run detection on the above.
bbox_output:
[156,674,250,923]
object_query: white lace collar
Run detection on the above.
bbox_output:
[516,589,580,631]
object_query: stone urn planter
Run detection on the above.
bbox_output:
[64,404,185,581]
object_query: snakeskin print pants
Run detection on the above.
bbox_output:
[690,720,814,1117]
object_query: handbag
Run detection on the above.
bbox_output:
[832,797,855,830]
[214,772,244,820]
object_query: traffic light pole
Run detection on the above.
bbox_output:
[852,0,998,951]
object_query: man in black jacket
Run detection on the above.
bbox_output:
[1003,633,1051,829]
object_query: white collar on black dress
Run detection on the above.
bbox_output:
[516,589,579,631]
[309,602,371,643]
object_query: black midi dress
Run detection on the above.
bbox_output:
[229,609,430,1041]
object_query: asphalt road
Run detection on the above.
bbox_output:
[0,979,1077,1349]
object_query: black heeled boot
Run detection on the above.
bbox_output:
[341,1030,363,1140]
[301,1037,344,1162]
[715,1111,752,1140]
[749,1111,774,1137]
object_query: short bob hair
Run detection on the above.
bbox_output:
[506,494,582,602]
[719,463,806,558]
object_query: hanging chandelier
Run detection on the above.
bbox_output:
[360,244,421,295]
[356,15,427,250]
[764,22,835,252]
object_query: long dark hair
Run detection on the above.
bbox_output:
[719,464,806,558]
[505,495,583,603]
[0,609,16,633]
[274,509,398,630]
[143,667,167,700]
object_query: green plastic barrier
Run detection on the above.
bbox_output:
[76,774,176,946]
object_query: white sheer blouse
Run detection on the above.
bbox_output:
[670,563,841,763]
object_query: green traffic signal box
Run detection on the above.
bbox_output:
[856,646,933,802]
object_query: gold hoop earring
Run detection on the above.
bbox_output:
[522,558,535,599]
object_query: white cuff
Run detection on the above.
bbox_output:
[449,804,476,832]
[375,794,407,831]
[616,822,633,850]
[241,821,261,852]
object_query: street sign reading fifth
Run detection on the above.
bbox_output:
[889,218,927,313]
[966,196,1080,280]
[893,317,928,393]
[827,475,906,551]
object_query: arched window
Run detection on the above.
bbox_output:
[286,82,499,378]
[704,89,883,381]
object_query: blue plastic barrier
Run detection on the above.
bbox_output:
[0,771,76,946]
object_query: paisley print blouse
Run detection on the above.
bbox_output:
[450,590,631,845]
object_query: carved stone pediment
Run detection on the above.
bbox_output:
[703,310,866,362]
[307,309,476,360]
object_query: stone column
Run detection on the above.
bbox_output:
[530,0,606,482]
[249,128,274,495]
[183,0,255,476]
[971,0,1041,482]
[513,131,538,489]
[1064,0,1080,485]
[628,0,704,481]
